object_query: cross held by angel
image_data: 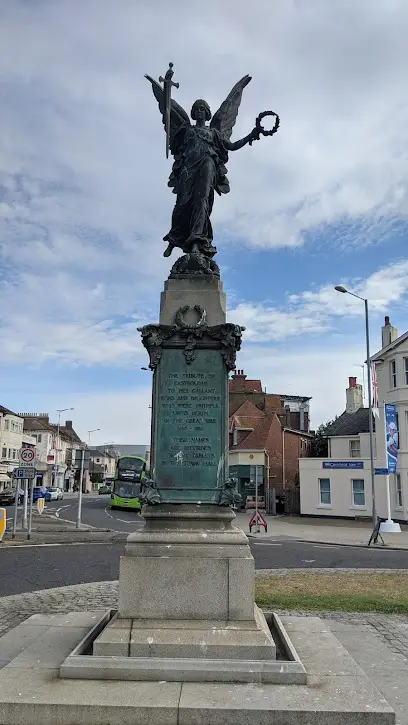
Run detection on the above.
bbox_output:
[145,65,279,260]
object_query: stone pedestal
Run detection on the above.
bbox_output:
[94,504,276,666]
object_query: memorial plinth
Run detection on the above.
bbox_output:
[97,270,278,677]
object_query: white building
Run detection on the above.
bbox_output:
[300,317,408,523]
[0,406,36,491]
[21,414,84,490]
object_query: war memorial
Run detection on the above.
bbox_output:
[0,64,395,724]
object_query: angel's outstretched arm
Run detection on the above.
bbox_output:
[224,126,260,151]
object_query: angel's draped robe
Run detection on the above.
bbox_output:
[164,125,230,255]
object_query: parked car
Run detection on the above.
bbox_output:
[32,486,48,502]
[98,485,112,495]
[47,487,63,501]
[0,488,24,506]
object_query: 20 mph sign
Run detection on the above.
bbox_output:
[19,448,35,464]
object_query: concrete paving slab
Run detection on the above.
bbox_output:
[178,676,394,724]
[333,625,408,725]
[0,667,181,725]
[0,624,49,668]
[287,629,366,676]
[4,626,90,669]
[333,628,408,670]
[25,611,109,628]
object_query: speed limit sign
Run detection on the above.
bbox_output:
[19,448,35,464]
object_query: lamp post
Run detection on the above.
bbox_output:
[53,408,74,488]
[87,429,100,492]
[334,286,376,530]
[88,428,100,447]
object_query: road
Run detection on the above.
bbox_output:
[0,495,407,597]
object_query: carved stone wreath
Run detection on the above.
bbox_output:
[138,307,245,370]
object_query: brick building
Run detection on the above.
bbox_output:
[228,370,312,507]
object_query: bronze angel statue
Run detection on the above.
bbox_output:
[145,65,279,260]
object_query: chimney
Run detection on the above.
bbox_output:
[346,376,363,413]
[65,420,73,430]
[229,369,247,392]
[382,316,398,349]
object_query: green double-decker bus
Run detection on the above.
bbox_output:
[110,455,147,511]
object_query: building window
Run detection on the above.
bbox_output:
[1,447,6,458]
[390,360,397,388]
[349,440,361,458]
[37,434,42,443]
[404,358,408,385]
[352,479,365,507]
[395,474,403,509]
[319,478,331,505]
[4,420,9,431]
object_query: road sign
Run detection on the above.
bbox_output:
[374,468,389,475]
[249,510,267,532]
[0,508,6,541]
[36,497,45,514]
[14,467,36,479]
[19,448,35,464]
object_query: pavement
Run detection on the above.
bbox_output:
[235,512,408,549]
[3,505,408,554]
[0,579,407,723]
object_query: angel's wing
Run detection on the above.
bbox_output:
[144,74,190,154]
[210,75,251,140]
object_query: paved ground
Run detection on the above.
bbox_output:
[1,578,408,662]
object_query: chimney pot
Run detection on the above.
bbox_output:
[385,316,390,326]
[348,376,357,388]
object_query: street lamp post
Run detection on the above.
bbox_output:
[88,429,100,492]
[53,408,74,489]
[88,428,101,447]
[334,286,376,530]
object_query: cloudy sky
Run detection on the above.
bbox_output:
[1,0,408,445]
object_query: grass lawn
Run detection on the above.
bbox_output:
[255,571,408,614]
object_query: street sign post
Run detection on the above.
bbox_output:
[12,482,20,539]
[36,497,45,515]
[14,467,36,479]
[19,448,35,465]
[0,508,6,542]
[27,480,35,540]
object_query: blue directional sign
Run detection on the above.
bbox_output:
[374,468,389,475]
[322,461,364,470]
[14,467,36,479]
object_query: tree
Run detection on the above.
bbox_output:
[90,471,104,485]
[310,418,338,457]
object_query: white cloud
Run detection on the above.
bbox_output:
[235,343,366,429]
[1,1,408,439]
[228,260,408,343]
[35,387,153,445]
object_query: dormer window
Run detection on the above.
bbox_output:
[390,360,397,388]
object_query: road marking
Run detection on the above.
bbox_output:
[312,544,340,549]
[0,541,120,549]
[251,542,282,546]
[55,505,72,519]
[104,506,144,527]
[302,559,316,563]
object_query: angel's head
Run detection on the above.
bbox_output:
[191,99,212,124]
